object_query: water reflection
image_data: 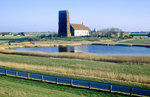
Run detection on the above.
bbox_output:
[59,46,86,53]
[12,45,150,56]
[59,46,73,52]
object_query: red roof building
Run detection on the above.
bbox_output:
[70,24,90,36]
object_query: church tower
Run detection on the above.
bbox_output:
[58,10,71,37]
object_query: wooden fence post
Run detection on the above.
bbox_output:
[41,75,44,82]
[28,73,30,79]
[110,85,112,93]
[89,82,91,89]
[56,78,58,84]
[5,69,7,75]
[70,79,73,86]
[16,71,18,77]
[130,88,133,96]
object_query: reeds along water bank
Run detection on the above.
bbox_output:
[1,48,150,65]
[1,39,150,65]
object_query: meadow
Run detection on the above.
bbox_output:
[123,38,150,44]
[0,53,150,89]
[0,36,29,42]
[0,75,128,97]
[0,34,110,42]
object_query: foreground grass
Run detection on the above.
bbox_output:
[0,75,127,97]
[0,53,150,89]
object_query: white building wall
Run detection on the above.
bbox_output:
[74,30,90,36]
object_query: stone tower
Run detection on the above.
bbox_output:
[58,10,71,37]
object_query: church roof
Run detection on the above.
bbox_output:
[70,24,91,31]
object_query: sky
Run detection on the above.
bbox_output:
[0,0,150,32]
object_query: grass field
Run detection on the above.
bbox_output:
[0,75,128,97]
[0,53,150,89]
[0,35,111,42]
[123,38,150,44]
[46,37,111,41]
[0,41,7,45]
[0,36,29,42]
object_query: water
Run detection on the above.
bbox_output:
[12,45,150,55]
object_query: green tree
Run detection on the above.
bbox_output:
[91,28,128,38]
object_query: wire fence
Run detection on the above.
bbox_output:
[0,68,150,96]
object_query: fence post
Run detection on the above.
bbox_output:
[110,85,112,93]
[89,82,91,89]
[28,73,30,79]
[130,88,133,96]
[56,78,58,84]
[41,75,44,82]
[70,79,73,86]
[5,69,7,75]
[16,71,18,77]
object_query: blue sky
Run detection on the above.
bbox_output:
[0,0,150,32]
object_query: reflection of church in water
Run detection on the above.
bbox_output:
[59,46,73,52]
[58,46,88,53]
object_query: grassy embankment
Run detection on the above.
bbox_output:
[0,75,128,97]
[0,53,150,89]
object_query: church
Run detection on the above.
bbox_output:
[58,10,91,37]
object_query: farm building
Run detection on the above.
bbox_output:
[70,24,90,36]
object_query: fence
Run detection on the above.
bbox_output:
[0,68,150,96]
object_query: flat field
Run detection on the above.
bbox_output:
[0,53,150,89]
[122,38,150,44]
[0,75,127,97]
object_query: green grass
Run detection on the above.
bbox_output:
[29,32,52,36]
[123,38,150,44]
[0,75,128,97]
[0,53,150,89]
[0,41,7,45]
[47,36,110,41]
[1,53,150,76]
[0,34,111,42]
[0,36,29,42]
[0,53,150,77]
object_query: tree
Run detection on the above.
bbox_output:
[39,34,46,39]
[91,28,128,38]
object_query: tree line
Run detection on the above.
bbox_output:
[91,28,130,38]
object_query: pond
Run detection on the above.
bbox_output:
[12,45,150,56]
